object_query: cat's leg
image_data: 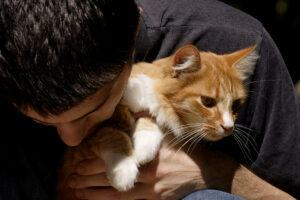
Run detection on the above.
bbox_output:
[133,117,164,165]
[92,127,139,192]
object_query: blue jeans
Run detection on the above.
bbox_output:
[183,189,243,200]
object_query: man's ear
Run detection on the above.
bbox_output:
[225,45,260,80]
[172,45,201,78]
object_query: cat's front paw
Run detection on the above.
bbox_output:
[134,129,163,165]
[107,156,139,192]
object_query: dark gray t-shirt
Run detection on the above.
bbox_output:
[134,0,300,197]
[0,0,299,199]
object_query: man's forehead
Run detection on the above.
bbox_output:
[21,62,132,125]
[22,82,113,124]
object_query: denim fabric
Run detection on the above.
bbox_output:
[183,189,243,200]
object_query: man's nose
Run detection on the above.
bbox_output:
[56,121,86,146]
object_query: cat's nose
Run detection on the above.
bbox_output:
[221,124,233,135]
[221,112,234,135]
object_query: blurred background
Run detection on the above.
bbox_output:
[221,0,300,96]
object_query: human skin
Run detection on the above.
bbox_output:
[67,144,294,200]
[22,63,294,200]
[22,63,132,146]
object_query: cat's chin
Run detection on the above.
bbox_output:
[204,133,229,141]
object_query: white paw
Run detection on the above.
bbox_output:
[134,130,163,165]
[107,156,139,192]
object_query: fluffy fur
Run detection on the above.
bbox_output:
[57,44,258,199]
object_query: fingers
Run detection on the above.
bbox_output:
[137,158,159,183]
[74,183,158,200]
[124,183,158,200]
[69,173,110,189]
[76,158,106,175]
[74,187,120,200]
[71,157,161,199]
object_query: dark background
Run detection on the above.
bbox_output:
[221,0,300,84]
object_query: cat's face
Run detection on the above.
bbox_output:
[160,45,258,141]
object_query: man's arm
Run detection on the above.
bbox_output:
[136,1,300,195]
[68,143,294,200]
[191,145,295,200]
[232,165,294,199]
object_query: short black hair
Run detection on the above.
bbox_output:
[0,0,139,115]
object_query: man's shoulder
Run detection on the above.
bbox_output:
[135,0,264,58]
[136,0,262,32]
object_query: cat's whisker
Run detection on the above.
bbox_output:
[164,129,194,144]
[235,128,267,164]
[171,135,195,153]
[234,124,254,132]
[185,133,202,154]
[174,131,203,156]
[234,129,257,161]
[168,128,202,148]
[233,133,251,164]
[202,124,217,130]
[165,123,206,137]
[235,131,257,151]
[187,131,207,155]
[167,134,192,148]
[166,124,204,140]
[190,131,208,151]
[234,125,260,152]
[164,123,205,135]
[245,79,280,86]
[234,127,256,145]
[235,133,257,159]
[170,127,207,153]
[234,126,258,147]
[233,131,254,165]
[234,124,258,140]
[234,128,259,155]
[166,130,195,147]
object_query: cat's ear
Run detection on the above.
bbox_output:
[172,45,201,78]
[226,45,259,80]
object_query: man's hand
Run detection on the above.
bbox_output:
[68,145,206,200]
[68,144,295,200]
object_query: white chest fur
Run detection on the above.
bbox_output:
[122,74,158,113]
[122,74,182,137]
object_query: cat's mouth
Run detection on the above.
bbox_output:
[204,134,226,141]
[182,125,232,142]
[204,127,233,141]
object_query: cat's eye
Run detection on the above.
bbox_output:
[201,96,217,108]
[232,99,242,114]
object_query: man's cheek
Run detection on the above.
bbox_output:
[84,112,110,138]
[84,99,119,139]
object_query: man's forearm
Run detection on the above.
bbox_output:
[231,165,294,199]
[192,147,295,200]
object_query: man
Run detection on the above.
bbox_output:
[0,0,299,199]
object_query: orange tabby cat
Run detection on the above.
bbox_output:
[57,44,258,199]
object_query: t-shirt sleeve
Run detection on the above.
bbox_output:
[135,0,300,197]
[246,28,300,197]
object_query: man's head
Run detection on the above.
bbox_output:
[0,0,140,145]
[0,0,139,115]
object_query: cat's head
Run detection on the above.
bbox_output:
[157,44,259,141]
